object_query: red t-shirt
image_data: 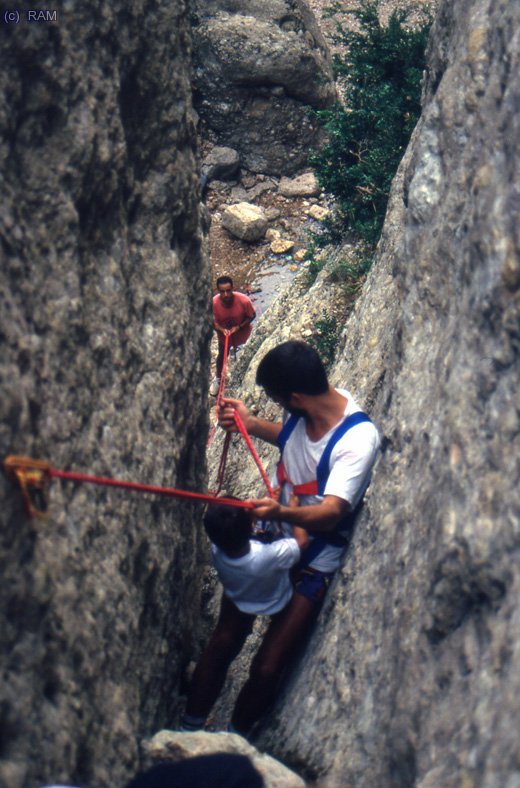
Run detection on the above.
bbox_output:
[212,291,255,347]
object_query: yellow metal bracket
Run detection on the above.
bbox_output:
[3,455,51,518]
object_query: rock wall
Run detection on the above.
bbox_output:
[192,0,336,175]
[255,0,520,784]
[210,0,519,783]
[0,4,210,788]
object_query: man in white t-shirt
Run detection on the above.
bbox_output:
[218,340,380,734]
[181,501,307,734]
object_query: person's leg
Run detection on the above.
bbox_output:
[185,595,254,722]
[231,591,319,734]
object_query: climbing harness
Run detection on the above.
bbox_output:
[3,454,257,519]
[277,411,373,495]
[276,411,373,564]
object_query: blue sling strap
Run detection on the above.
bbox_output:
[277,410,373,567]
[277,413,300,453]
[316,411,372,494]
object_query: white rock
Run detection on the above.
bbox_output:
[144,730,306,788]
[308,205,330,221]
[279,172,320,197]
[271,238,295,254]
[222,203,268,242]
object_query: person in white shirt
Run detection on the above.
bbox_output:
[217,340,380,735]
[181,501,307,734]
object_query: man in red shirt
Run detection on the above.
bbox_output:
[211,276,256,395]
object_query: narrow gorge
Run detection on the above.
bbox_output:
[1,0,519,787]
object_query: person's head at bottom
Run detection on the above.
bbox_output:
[125,754,264,788]
[203,503,253,557]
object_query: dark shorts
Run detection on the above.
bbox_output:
[294,567,334,604]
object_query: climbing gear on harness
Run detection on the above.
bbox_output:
[3,454,256,519]
[294,566,334,603]
[276,411,372,563]
[276,411,373,495]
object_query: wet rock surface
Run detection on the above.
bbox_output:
[0,3,210,787]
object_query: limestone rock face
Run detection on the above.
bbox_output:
[208,0,519,783]
[0,4,210,788]
[192,0,336,174]
[254,0,520,785]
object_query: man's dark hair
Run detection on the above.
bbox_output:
[256,340,328,400]
[204,503,252,553]
[216,275,233,289]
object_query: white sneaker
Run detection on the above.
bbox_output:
[209,377,221,396]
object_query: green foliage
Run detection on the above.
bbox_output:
[311,0,432,245]
[329,248,375,294]
[302,236,330,284]
[308,314,341,369]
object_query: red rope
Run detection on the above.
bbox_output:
[205,331,275,498]
[207,332,230,447]
[214,432,232,496]
[48,467,255,509]
[215,331,230,411]
[232,410,276,499]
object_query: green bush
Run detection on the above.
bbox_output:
[311,0,432,245]
[308,314,341,369]
[329,248,374,293]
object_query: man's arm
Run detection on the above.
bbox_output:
[213,321,229,335]
[249,495,350,532]
[228,312,255,334]
[218,397,282,445]
[287,494,309,550]
[292,526,310,551]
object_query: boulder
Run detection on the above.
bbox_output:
[307,204,330,221]
[143,730,305,788]
[192,0,336,174]
[201,146,240,181]
[279,172,321,197]
[270,238,295,254]
[222,203,268,241]
[265,206,282,221]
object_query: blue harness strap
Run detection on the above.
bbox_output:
[316,411,373,494]
[277,413,300,452]
[278,410,373,568]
